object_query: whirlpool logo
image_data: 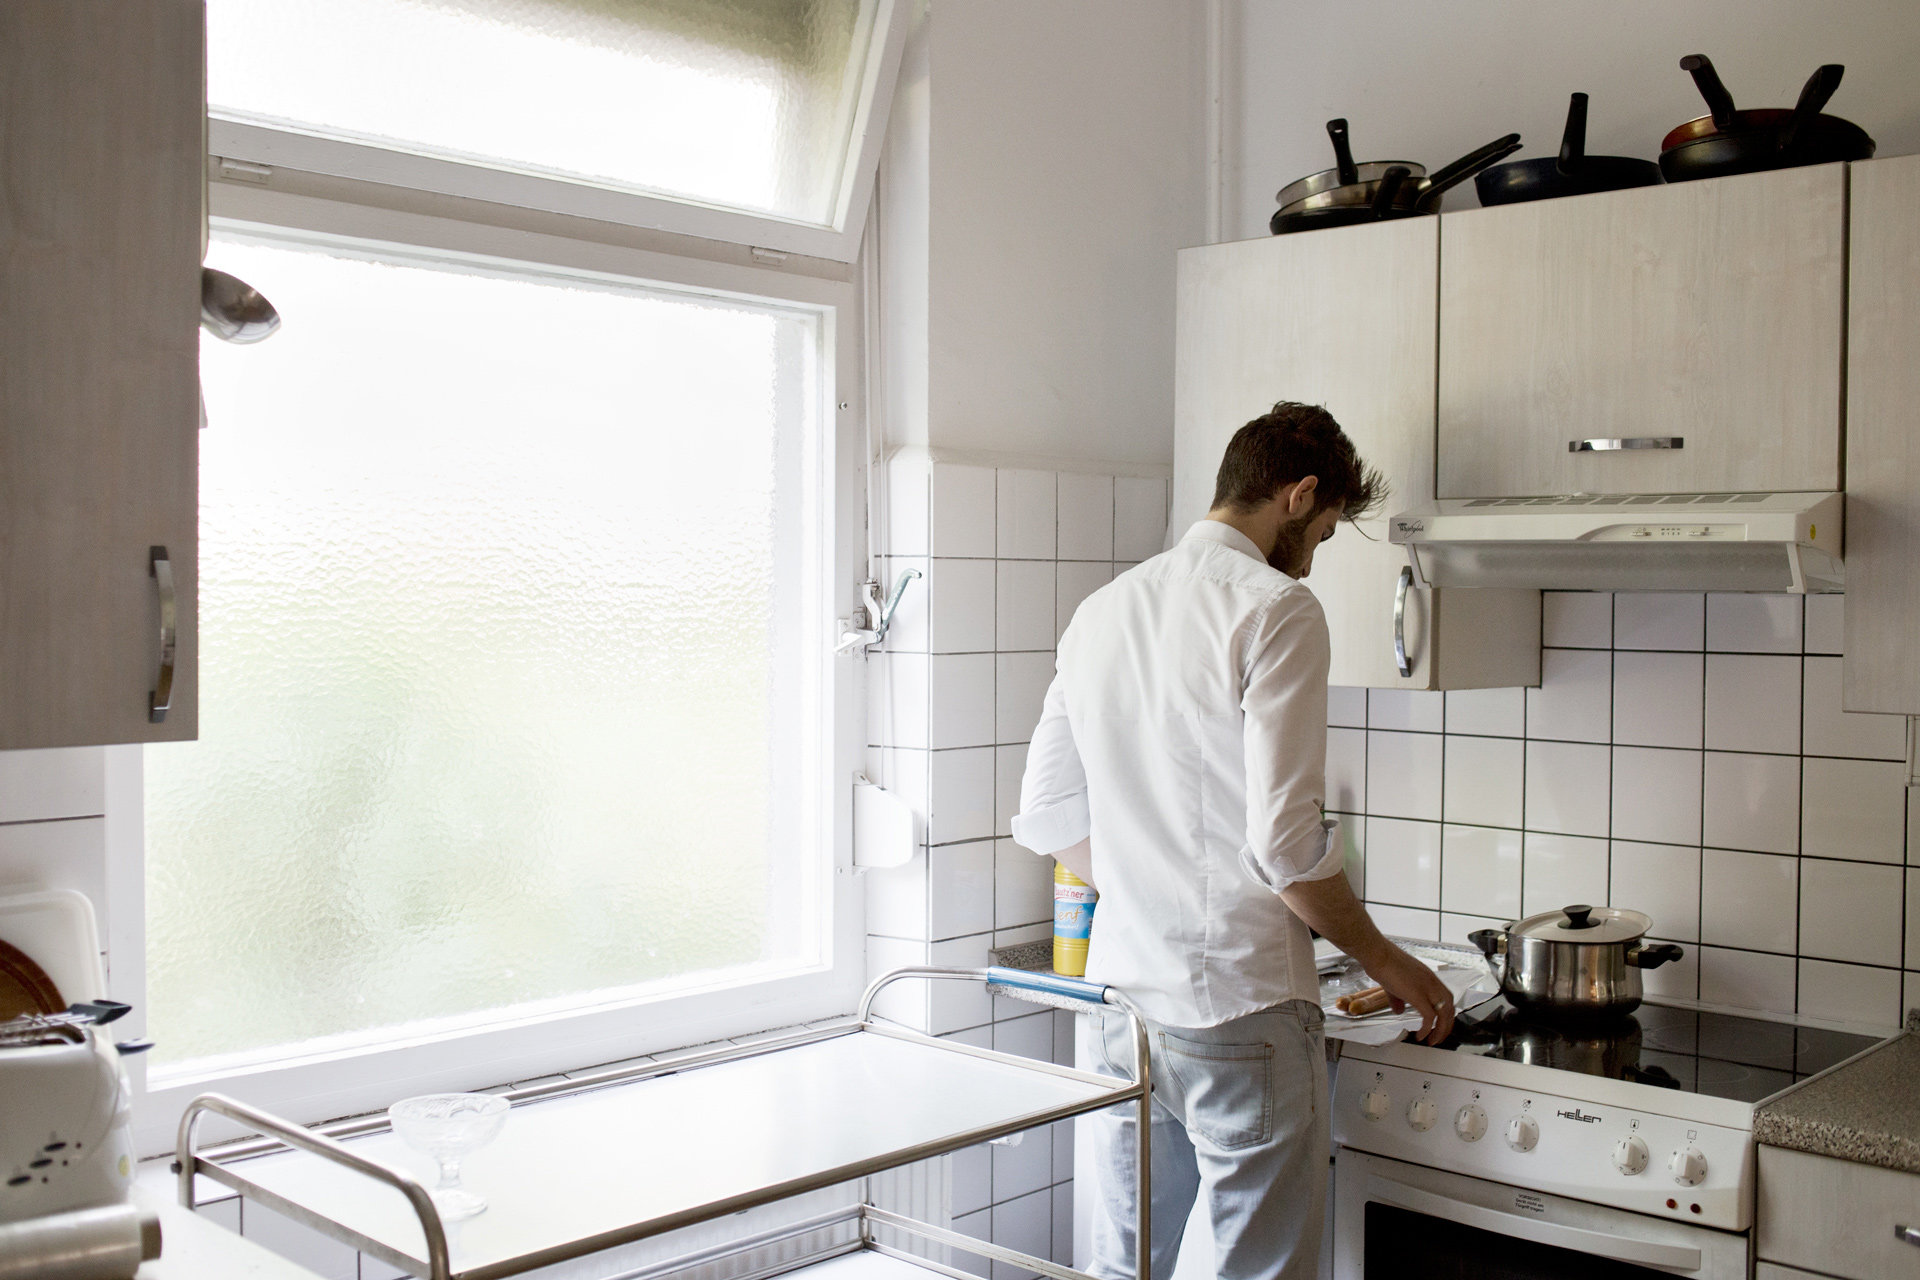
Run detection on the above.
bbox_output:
[1395,519,1426,535]
[1556,1108,1603,1124]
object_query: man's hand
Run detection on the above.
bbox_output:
[1359,945,1455,1045]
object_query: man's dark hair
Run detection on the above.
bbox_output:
[1209,401,1385,523]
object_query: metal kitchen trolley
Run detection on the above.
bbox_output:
[176,968,1152,1280]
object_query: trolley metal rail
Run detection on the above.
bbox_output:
[176,967,1153,1280]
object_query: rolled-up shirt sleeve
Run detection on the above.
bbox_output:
[1237,589,1345,892]
[1011,671,1090,855]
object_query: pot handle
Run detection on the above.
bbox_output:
[1371,165,1412,219]
[1555,92,1589,176]
[1415,133,1523,212]
[1628,942,1685,970]
[1467,928,1506,961]
[1680,54,1738,131]
[1327,118,1359,188]
[1780,63,1844,155]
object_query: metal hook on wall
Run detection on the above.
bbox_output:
[836,567,922,654]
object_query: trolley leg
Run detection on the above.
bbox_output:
[1132,1014,1152,1280]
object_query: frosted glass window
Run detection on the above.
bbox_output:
[207,0,877,225]
[145,234,822,1070]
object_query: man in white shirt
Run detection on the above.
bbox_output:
[1013,402,1453,1280]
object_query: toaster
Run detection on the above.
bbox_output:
[0,1016,137,1224]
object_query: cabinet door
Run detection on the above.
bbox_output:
[1438,165,1845,499]
[1173,221,1537,690]
[0,1,203,747]
[1844,154,1920,715]
[1757,1145,1920,1280]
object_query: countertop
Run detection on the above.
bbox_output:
[131,1184,324,1279]
[1750,1009,1920,1174]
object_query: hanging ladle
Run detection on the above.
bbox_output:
[200,267,281,344]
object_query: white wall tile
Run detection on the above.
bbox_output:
[995,839,1054,931]
[1328,686,1368,729]
[867,747,929,843]
[1542,592,1612,649]
[1697,946,1796,1017]
[241,1204,359,1280]
[1614,593,1704,651]
[0,748,106,822]
[1446,687,1525,738]
[1702,752,1800,855]
[1526,648,1612,743]
[1521,834,1608,918]
[1802,757,1909,863]
[1056,474,1115,561]
[951,1141,993,1218]
[931,463,997,558]
[1440,825,1522,919]
[1704,654,1801,755]
[1803,593,1844,655]
[866,850,929,942]
[928,934,994,1034]
[992,1014,1059,1199]
[1612,651,1703,749]
[1640,939,1699,1002]
[1611,747,1702,847]
[879,556,930,652]
[865,936,931,1030]
[996,561,1057,652]
[930,841,997,941]
[1366,903,1440,943]
[1798,959,1903,1031]
[995,744,1028,840]
[996,469,1057,560]
[1326,728,1367,813]
[1052,1182,1074,1266]
[1799,859,1903,966]
[1908,973,1920,1023]
[995,652,1055,745]
[1366,731,1443,821]
[1706,594,1802,653]
[0,818,107,925]
[1113,477,1168,560]
[870,653,930,748]
[930,558,998,653]
[1441,912,1508,946]
[1442,735,1524,829]
[1912,788,1920,867]
[951,1208,992,1278]
[929,749,997,845]
[1610,842,1700,942]
[990,1186,1053,1280]
[1363,817,1440,910]
[930,654,996,749]
[1803,656,1909,760]
[1332,811,1365,898]
[887,454,930,557]
[1369,689,1444,734]
[1700,848,1798,953]
[1523,740,1611,837]
[1054,561,1111,644]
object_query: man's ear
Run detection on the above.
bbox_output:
[1288,475,1320,517]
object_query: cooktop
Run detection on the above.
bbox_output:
[1436,997,1880,1105]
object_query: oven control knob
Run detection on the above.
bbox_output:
[1670,1148,1708,1187]
[1406,1098,1438,1132]
[1612,1137,1650,1176]
[1361,1089,1391,1123]
[1453,1104,1487,1142]
[1505,1115,1539,1153]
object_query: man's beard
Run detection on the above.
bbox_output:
[1266,512,1313,577]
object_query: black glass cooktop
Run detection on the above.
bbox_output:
[1435,997,1881,1104]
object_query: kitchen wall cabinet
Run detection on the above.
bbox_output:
[1843,153,1920,717]
[0,1,203,748]
[1437,164,1846,500]
[1756,1145,1920,1280]
[1172,220,1539,690]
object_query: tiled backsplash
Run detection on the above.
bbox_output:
[863,454,1169,1275]
[1331,590,1919,1034]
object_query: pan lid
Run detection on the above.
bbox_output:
[1513,903,1651,945]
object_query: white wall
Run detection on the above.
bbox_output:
[879,0,1206,469]
[1224,0,1920,242]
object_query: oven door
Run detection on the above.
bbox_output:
[1333,1149,1750,1280]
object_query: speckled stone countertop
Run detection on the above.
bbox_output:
[1751,1010,1920,1174]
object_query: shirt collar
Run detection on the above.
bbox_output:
[1181,519,1268,565]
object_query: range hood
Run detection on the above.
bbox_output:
[1388,491,1844,593]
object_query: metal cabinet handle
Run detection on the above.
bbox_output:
[1897,1223,1920,1247]
[149,547,176,723]
[1568,437,1685,453]
[1393,566,1412,678]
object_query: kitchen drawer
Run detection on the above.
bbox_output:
[1757,1145,1920,1278]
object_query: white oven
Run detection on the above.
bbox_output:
[1334,1148,1751,1280]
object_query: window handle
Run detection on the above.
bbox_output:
[1897,1223,1920,1248]
[1393,566,1412,678]
[149,547,176,723]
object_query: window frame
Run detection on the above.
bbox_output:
[203,0,911,264]
[119,169,873,1157]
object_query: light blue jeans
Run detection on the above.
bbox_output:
[1079,1000,1328,1280]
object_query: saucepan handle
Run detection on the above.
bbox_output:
[1467,929,1506,961]
[1628,943,1685,970]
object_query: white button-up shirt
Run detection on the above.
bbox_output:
[1011,519,1343,1027]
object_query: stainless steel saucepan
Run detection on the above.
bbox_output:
[1469,904,1684,1021]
